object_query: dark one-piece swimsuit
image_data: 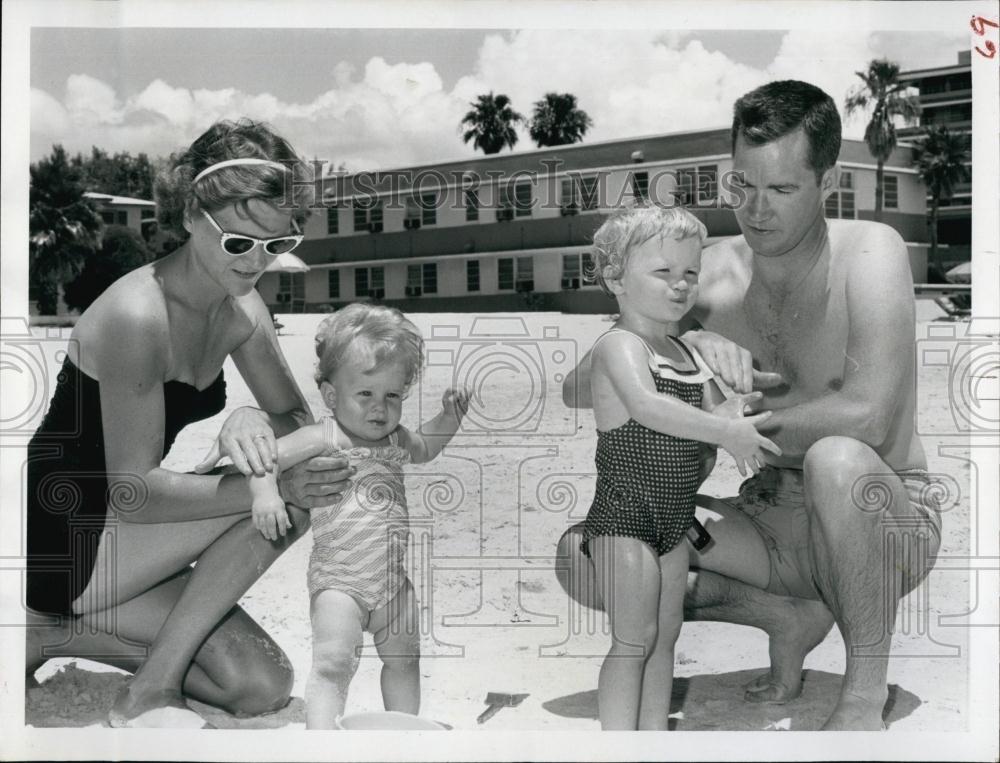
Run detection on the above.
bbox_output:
[580,329,714,558]
[26,356,226,616]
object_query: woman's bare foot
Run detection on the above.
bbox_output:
[108,685,212,729]
[744,598,835,704]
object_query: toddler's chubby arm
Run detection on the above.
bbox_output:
[246,421,348,540]
[594,332,780,476]
[397,387,470,464]
[248,470,290,541]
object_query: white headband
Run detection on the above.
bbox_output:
[193,158,290,183]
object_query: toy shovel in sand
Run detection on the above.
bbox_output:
[476,692,528,724]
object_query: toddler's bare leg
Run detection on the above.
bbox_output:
[637,542,688,730]
[370,578,420,714]
[591,535,662,730]
[306,590,365,729]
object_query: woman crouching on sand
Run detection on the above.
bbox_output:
[25,119,352,727]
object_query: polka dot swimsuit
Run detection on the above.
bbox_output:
[581,329,714,558]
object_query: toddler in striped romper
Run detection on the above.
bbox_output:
[246,303,468,728]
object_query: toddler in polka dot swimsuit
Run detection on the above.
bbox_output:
[581,205,781,729]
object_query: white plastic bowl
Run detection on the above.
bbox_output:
[335,711,447,730]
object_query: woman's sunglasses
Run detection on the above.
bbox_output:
[200,209,304,257]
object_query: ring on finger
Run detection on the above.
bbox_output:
[253,434,268,441]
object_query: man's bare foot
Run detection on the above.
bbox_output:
[744,597,835,704]
[109,685,212,729]
[820,691,888,730]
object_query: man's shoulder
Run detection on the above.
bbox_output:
[701,234,751,277]
[828,219,907,259]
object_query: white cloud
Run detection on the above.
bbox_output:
[31,29,924,169]
[65,73,124,126]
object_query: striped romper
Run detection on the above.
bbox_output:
[307,417,412,615]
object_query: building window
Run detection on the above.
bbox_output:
[327,206,339,235]
[883,174,898,209]
[697,165,718,204]
[421,192,437,226]
[630,171,649,201]
[561,174,601,211]
[406,265,422,297]
[101,211,115,225]
[328,269,340,299]
[117,211,128,226]
[674,168,698,206]
[464,189,480,222]
[422,263,437,294]
[355,266,385,298]
[515,256,534,292]
[825,171,855,219]
[497,258,514,290]
[353,198,383,232]
[562,252,596,289]
[141,209,155,219]
[278,272,305,310]
[497,182,532,218]
[466,259,480,291]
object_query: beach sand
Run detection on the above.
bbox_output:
[25,307,972,732]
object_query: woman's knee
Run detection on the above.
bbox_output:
[224,658,294,716]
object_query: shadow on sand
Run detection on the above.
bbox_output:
[542,668,922,731]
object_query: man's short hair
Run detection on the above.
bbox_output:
[731,80,842,182]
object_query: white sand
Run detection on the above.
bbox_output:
[26,310,971,731]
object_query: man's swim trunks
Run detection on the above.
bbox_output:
[718,466,943,600]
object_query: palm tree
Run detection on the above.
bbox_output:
[30,145,102,313]
[912,126,971,278]
[461,93,523,155]
[844,59,921,221]
[529,93,593,148]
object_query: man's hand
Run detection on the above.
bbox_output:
[278,454,354,509]
[683,330,784,394]
[711,390,766,418]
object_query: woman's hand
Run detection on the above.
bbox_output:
[683,330,784,394]
[278,454,354,509]
[195,406,278,477]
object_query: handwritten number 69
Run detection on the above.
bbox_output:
[971,15,998,59]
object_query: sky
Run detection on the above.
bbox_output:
[29,24,969,172]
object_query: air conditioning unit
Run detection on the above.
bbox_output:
[561,277,581,290]
[368,221,383,233]
[560,204,579,217]
[404,286,422,297]
[515,280,535,294]
[403,218,421,230]
[276,293,289,303]
[496,208,514,222]
[371,288,385,300]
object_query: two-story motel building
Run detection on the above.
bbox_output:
[257,127,928,314]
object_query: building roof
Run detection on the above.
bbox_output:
[322,127,915,200]
[84,191,155,207]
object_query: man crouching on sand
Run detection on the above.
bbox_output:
[563,80,942,730]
